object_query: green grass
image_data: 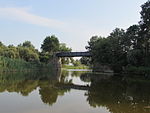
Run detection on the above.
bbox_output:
[62,65,90,69]
[0,56,53,72]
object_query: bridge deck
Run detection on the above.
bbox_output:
[55,52,92,57]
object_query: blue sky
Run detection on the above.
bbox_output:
[0,0,147,51]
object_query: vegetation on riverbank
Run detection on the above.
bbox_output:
[1,1,150,74]
[85,1,150,74]
[0,56,53,73]
[62,64,89,69]
[0,35,72,72]
[124,66,150,75]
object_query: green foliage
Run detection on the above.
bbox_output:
[127,49,144,66]
[62,65,89,69]
[86,1,150,73]
[0,41,39,63]
[39,52,52,63]
[58,43,72,65]
[0,41,5,47]
[0,56,54,72]
[59,43,72,52]
[139,0,150,66]
[18,47,39,62]
[41,35,59,53]
[0,36,71,70]
[80,57,91,66]
[124,66,150,75]
[0,56,36,71]
[125,25,141,50]
[87,29,127,72]
[86,36,99,51]
[22,41,35,49]
[72,59,81,66]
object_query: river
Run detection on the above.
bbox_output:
[0,69,150,113]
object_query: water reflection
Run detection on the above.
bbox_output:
[0,70,150,113]
[87,74,150,113]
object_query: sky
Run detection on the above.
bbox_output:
[0,0,147,51]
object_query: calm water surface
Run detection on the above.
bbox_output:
[0,69,150,113]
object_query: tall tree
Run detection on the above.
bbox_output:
[85,36,99,52]
[139,0,150,65]
[125,25,141,50]
[41,35,59,53]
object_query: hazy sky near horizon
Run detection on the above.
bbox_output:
[0,0,146,51]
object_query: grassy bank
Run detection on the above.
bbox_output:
[0,56,53,72]
[124,66,150,75]
[62,65,90,69]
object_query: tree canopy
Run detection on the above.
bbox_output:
[41,35,59,53]
[85,0,150,72]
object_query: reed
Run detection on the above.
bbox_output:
[0,56,53,72]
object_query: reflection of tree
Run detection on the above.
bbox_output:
[16,80,38,96]
[0,70,70,106]
[87,76,150,113]
[39,86,58,105]
[80,73,92,82]
[39,80,69,106]
[0,72,39,95]
[0,71,57,96]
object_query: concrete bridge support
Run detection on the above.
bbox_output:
[51,56,61,72]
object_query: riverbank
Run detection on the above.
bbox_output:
[0,56,53,73]
[62,65,89,69]
[124,66,150,75]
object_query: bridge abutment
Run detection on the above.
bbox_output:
[51,56,61,71]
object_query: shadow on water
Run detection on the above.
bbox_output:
[0,69,150,113]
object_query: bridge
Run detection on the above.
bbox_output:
[56,83,90,91]
[55,52,92,57]
[52,51,92,70]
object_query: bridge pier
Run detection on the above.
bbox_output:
[51,56,61,71]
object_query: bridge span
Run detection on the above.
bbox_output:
[55,52,92,57]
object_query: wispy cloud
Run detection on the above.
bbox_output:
[0,7,65,29]
[0,7,108,51]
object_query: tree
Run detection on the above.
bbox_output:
[87,28,127,72]
[41,35,59,53]
[139,0,150,66]
[59,43,72,52]
[80,57,91,66]
[18,47,39,62]
[59,43,72,65]
[0,41,4,47]
[86,36,99,51]
[39,52,52,63]
[22,41,35,49]
[127,49,144,66]
[72,59,81,66]
[124,25,144,66]
[124,25,141,50]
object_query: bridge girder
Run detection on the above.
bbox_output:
[55,52,92,57]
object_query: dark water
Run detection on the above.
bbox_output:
[0,69,150,113]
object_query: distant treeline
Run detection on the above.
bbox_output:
[0,35,72,71]
[0,35,71,64]
[0,35,89,71]
[85,1,150,74]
